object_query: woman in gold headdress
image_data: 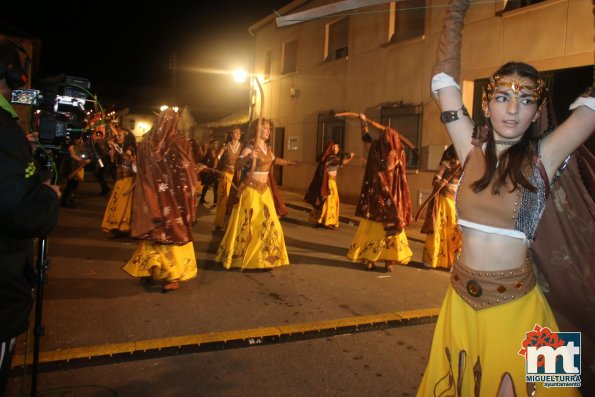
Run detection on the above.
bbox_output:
[418,1,594,395]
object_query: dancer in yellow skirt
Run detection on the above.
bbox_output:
[304,141,354,229]
[101,129,137,236]
[337,112,413,272]
[418,144,461,269]
[216,119,297,270]
[122,109,199,292]
[418,0,593,394]
[213,127,243,231]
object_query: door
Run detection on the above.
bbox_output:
[273,127,285,186]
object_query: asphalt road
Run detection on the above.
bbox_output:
[7,181,451,397]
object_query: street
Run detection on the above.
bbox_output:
[7,181,450,397]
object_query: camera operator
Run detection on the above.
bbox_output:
[0,38,60,395]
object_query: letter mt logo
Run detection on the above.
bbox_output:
[518,324,581,388]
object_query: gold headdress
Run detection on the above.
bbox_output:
[482,74,548,120]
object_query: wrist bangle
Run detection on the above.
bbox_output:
[440,105,469,124]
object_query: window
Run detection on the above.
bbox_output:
[282,40,298,74]
[264,49,272,80]
[500,0,546,13]
[389,0,425,43]
[381,104,423,170]
[325,18,349,61]
[316,111,345,157]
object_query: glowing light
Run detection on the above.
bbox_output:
[233,69,248,84]
[160,105,169,111]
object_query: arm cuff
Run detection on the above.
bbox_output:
[431,72,461,95]
[569,96,595,112]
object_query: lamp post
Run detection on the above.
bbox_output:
[233,70,264,124]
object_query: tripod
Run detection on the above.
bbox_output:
[30,235,48,397]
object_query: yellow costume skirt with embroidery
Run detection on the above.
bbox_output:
[422,195,461,269]
[122,241,197,282]
[216,185,289,270]
[101,176,133,233]
[347,219,412,264]
[213,171,233,229]
[309,178,339,228]
[417,285,580,397]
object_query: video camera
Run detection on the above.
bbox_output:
[11,75,93,151]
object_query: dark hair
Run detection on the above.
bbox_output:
[247,118,273,139]
[472,62,545,194]
[441,144,458,164]
[122,130,137,153]
[226,127,242,143]
[361,133,373,143]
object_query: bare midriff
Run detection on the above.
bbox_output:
[459,226,528,271]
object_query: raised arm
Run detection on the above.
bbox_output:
[334,112,415,149]
[431,0,474,162]
[539,91,595,182]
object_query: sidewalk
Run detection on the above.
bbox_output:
[280,189,427,243]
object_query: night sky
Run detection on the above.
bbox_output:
[2,1,289,122]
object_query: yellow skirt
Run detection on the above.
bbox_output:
[422,195,461,269]
[347,219,412,264]
[417,285,580,396]
[309,178,339,228]
[73,168,85,181]
[213,171,233,229]
[216,185,289,270]
[122,241,197,282]
[101,176,133,233]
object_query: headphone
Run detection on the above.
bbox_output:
[0,38,31,89]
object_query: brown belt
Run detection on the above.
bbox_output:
[451,257,536,310]
[328,174,336,180]
[247,178,268,193]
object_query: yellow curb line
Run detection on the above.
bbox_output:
[13,307,440,367]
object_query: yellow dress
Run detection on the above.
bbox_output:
[101,176,133,233]
[422,194,461,269]
[417,285,581,396]
[347,219,412,264]
[213,171,234,229]
[122,241,197,282]
[309,177,340,228]
[216,182,289,270]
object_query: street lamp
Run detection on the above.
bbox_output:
[233,69,264,123]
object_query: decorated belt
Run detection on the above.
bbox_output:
[247,178,269,193]
[451,256,536,310]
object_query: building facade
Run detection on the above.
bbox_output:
[248,0,593,211]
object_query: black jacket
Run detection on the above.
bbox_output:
[0,105,59,341]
